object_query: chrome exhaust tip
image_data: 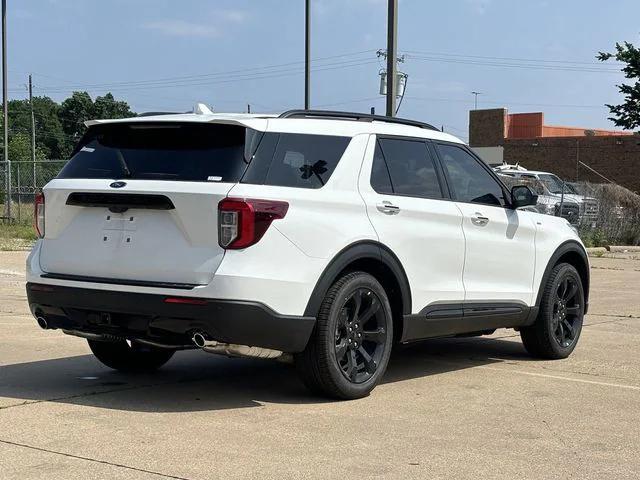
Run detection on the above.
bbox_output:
[36,316,48,330]
[192,332,208,348]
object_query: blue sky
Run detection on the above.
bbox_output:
[7,0,640,140]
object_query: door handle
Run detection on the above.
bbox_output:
[376,201,400,215]
[471,213,489,226]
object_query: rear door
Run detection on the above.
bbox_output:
[434,142,537,304]
[359,135,466,312]
[39,122,259,286]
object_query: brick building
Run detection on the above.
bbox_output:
[469,108,640,193]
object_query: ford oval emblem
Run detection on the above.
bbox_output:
[110,181,127,189]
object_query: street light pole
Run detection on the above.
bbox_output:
[304,0,310,110]
[2,0,9,221]
[471,91,482,110]
[385,0,398,117]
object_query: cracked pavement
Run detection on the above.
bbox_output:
[0,250,639,479]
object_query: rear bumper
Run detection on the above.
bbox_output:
[26,283,316,353]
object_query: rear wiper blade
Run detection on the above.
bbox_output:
[115,150,131,178]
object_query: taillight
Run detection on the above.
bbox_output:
[34,192,45,238]
[218,198,289,249]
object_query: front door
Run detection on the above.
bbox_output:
[434,142,537,305]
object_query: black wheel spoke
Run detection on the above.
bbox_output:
[562,319,575,338]
[335,340,348,361]
[350,290,363,323]
[563,281,578,301]
[339,309,350,328]
[358,346,376,374]
[566,305,581,315]
[358,297,380,327]
[557,278,568,298]
[362,327,386,344]
[346,349,358,381]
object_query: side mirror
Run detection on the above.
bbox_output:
[511,185,538,209]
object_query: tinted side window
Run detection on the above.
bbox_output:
[437,144,506,207]
[378,138,443,198]
[370,141,393,194]
[243,133,350,189]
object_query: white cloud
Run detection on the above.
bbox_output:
[218,9,249,24]
[144,20,221,38]
[465,0,492,15]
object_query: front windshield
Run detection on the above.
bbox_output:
[538,174,567,195]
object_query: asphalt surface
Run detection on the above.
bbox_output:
[1,250,639,479]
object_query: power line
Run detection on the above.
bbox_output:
[31,50,376,91]
[406,54,621,74]
[404,49,623,67]
[405,95,609,110]
[34,59,379,95]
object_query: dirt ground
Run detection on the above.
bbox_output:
[0,250,639,479]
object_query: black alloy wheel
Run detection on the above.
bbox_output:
[521,263,585,359]
[334,288,388,384]
[551,275,582,348]
[295,271,394,399]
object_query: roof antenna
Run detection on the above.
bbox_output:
[193,103,214,115]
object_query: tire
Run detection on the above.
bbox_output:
[88,339,175,372]
[295,271,393,400]
[521,263,585,359]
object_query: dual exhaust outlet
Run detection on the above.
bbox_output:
[35,315,282,360]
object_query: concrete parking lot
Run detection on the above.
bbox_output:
[1,250,639,479]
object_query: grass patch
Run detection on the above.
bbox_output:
[0,223,36,251]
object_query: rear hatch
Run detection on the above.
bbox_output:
[39,121,261,287]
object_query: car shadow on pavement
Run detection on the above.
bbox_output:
[0,336,532,412]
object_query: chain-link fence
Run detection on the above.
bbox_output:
[3,159,640,246]
[570,182,640,247]
[500,174,640,247]
[1,160,68,224]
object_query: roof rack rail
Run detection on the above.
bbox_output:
[137,111,180,117]
[279,109,438,131]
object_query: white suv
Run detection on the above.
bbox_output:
[26,110,590,399]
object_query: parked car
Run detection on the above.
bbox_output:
[496,172,581,225]
[26,109,590,399]
[494,164,599,225]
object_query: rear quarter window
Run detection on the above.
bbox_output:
[242,133,351,189]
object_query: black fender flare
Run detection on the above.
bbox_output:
[303,240,412,317]
[534,240,590,313]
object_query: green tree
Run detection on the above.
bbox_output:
[598,41,640,130]
[8,96,70,159]
[59,91,136,144]
[59,91,95,143]
[93,93,135,120]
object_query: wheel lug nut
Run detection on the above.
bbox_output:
[348,338,352,343]
[357,333,362,337]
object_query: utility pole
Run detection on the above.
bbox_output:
[576,139,580,182]
[385,0,398,117]
[2,0,9,221]
[304,0,311,109]
[471,91,482,110]
[29,74,36,191]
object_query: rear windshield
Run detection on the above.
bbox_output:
[58,123,259,182]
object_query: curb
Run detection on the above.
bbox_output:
[607,245,640,253]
